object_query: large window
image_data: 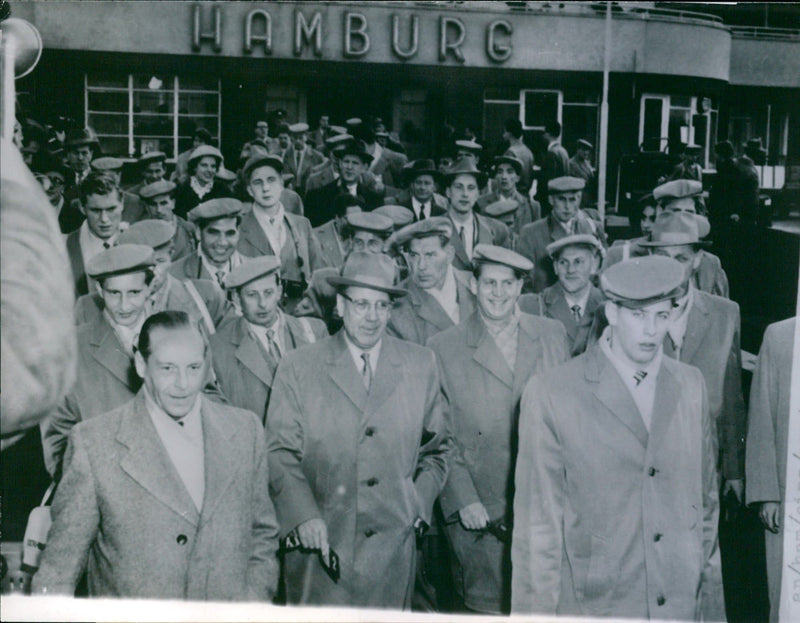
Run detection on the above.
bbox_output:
[86,74,221,159]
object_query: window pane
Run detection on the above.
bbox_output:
[562,104,598,157]
[668,108,691,152]
[179,76,219,91]
[88,90,128,112]
[96,136,129,157]
[134,114,173,137]
[671,95,692,109]
[133,91,174,115]
[178,116,218,139]
[88,76,127,89]
[563,90,598,105]
[178,93,218,116]
[483,102,520,154]
[523,92,559,129]
[642,99,663,151]
[135,137,173,158]
[133,75,171,90]
[88,112,128,135]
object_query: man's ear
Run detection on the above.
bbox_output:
[605,300,619,327]
[335,293,346,318]
[469,274,478,296]
[134,349,146,379]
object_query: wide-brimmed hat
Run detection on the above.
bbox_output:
[639,211,712,248]
[402,159,441,186]
[442,157,487,187]
[326,252,407,297]
[64,127,100,150]
[338,140,373,165]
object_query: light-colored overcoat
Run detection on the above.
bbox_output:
[511,345,725,620]
[427,311,569,613]
[448,212,510,272]
[313,219,346,269]
[33,391,280,601]
[266,331,451,608]
[209,314,328,424]
[745,317,796,623]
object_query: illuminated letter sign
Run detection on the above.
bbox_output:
[192,4,222,53]
[439,17,465,63]
[344,13,370,58]
[244,9,272,54]
[391,14,419,60]
[487,20,512,63]
[295,11,323,57]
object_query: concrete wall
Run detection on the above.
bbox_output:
[729,37,800,88]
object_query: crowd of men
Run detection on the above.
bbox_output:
[4,112,794,622]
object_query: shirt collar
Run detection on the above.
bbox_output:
[190,176,214,196]
[482,308,520,339]
[247,310,283,339]
[253,202,285,226]
[143,384,202,430]
[599,326,663,380]
[343,331,382,374]
[562,285,592,314]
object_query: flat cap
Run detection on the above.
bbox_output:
[139,179,176,199]
[548,176,586,193]
[329,125,348,135]
[346,117,363,127]
[289,122,309,134]
[493,155,523,177]
[326,133,354,151]
[224,256,281,289]
[327,251,406,297]
[86,244,154,279]
[390,216,453,251]
[484,198,518,219]
[576,138,593,151]
[600,255,686,309]
[455,139,483,153]
[652,179,703,204]
[373,205,414,230]
[188,144,223,163]
[345,211,394,235]
[91,157,123,172]
[188,197,243,223]
[375,129,389,139]
[473,244,533,273]
[639,211,711,248]
[546,234,602,258]
[243,153,283,179]
[118,219,176,249]
[138,151,166,165]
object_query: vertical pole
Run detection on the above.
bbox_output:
[597,1,612,219]
[1,30,17,140]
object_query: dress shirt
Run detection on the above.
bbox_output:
[189,176,214,200]
[451,213,475,260]
[253,202,287,255]
[198,247,243,286]
[426,266,460,324]
[563,286,592,320]
[78,220,118,273]
[667,286,694,359]
[103,310,146,358]
[344,332,382,378]
[346,182,358,197]
[411,197,431,221]
[144,387,205,512]
[599,326,662,429]
[483,312,520,371]
[247,312,286,360]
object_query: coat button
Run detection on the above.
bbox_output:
[366,477,379,487]
[176,534,188,545]
[657,595,666,606]
[365,529,376,537]
[648,467,657,477]
[365,427,375,437]
[654,533,662,542]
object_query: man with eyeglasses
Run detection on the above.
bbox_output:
[518,234,605,357]
[267,252,451,609]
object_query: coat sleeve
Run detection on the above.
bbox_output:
[745,324,781,505]
[511,374,565,615]
[306,223,329,271]
[411,349,452,525]
[32,426,100,595]
[698,370,726,621]
[719,307,747,481]
[42,393,81,479]
[266,358,323,537]
[245,418,281,601]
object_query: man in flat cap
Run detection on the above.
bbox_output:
[387,217,476,345]
[391,159,448,222]
[209,257,328,424]
[267,252,452,609]
[519,234,605,357]
[482,199,520,250]
[313,193,364,269]
[517,175,606,293]
[170,198,248,289]
[238,154,328,314]
[284,123,326,195]
[34,310,281,601]
[444,158,510,272]
[239,120,279,162]
[139,179,195,261]
[126,151,167,197]
[477,155,541,234]
[374,204,415,232]
[428,244,569,614]
[512,255,725,620]
[502,119,535,194]
[667,143,704,184]
[568,139,597,209]
[174,145,231,219]
[64,171,129,296]
[454,139,483,168]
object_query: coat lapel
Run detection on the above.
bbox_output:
[679,293,709,364]
[90,318,140,390]
[327,331,368,411]
[454,270,476,320]
[118,393,200,526]
[240,211,274,256]
[467,312,513,388]
[409,282,454,333]
[544,285,578,341]
[588,347,649,448]
[511,316,545,401]
[364,337,402,414]
[233,318,277,387]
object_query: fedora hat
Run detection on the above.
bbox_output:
[326,252,407,297]
[443,157,487,187]
[64,127,100,150]
[402,159,441,186]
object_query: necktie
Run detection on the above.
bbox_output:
[420,204,427,220]
[266,328,282,361]
[633,370,647,386]
[215,271,225,288]
[459,226,465,243]
[103,241,111,250]
[360,352,372,390]
[570,304,582,321]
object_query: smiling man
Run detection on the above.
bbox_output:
[34,311,280,601]
[512,255,724,620]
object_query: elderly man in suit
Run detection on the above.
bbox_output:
[745,317,796,623]
[210,257,327,424]
[443,158,510,272]
[477,155,541,233]
[428,245,569,614]
[518,234,605,357]
[237,154,327,314]
[387,217,476,345]
[517,176,606,293]
[267,252,451,608]
[139,179,195,261]
[33,311,281,600]
[512,255,725,619]
[169,198,248,289]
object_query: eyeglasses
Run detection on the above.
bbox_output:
[340,292,391,315]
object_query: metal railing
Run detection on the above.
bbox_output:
[730,26,800,41]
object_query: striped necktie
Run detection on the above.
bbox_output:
[633,370,647,386]
[570,304,582,321]
[361,352,372,390]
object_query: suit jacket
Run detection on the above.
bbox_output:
[448,212,511,272]
[428,312,569,613]
[568,157,597,208]
[168,249,249,285]
[511,345,724,620]
[536,142,571,210]
[313,219,346,269]
[518,284,605,357]
[394,192,448,221]
[267,331,452,608]
[476,189,541,234]
[33,391,280,601]
[517,213,605,293]
[369,145,408,190]
[745,317,795,623]
[284,144,326,194]
[210,315,328,423]
[305,179,384,227]
[65,228,89,296]
[387,269,476,345]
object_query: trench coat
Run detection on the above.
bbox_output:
[427,311,569,613]
[511,344,725,620]
[33,391,280,600]
[266,331,451,608]
[745,317,796,623]
[209,314,328,424]
[387,269,476,345]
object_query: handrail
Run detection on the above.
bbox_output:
[730,26,800,41]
